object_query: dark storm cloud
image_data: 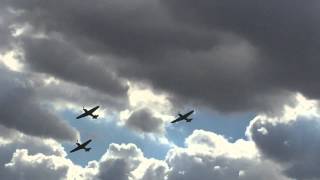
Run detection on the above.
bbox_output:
[0,6,13,52]
[21,37,128,97]
[4,0,320,113]
[7,0,216,57]
[0,67,78,141]
[161,0,320,99]
[125,108,164,134]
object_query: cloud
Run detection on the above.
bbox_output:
[94,137,286,180]
[4,149,70,180]
[36,75,127,114]
[0,125,71,179]
[119,83,174,135]
[21,36,128,98]
[0,94,318,180]
[4,0,314,113]
[0,66,78,141]
[248,94,320,179]
[2,0,320,179]
[0,6,14,53]
[164,129,289,180]
[124,108,165,134]
[97,143,143,180]
[1,148,96,180]
[185,129,257,159]
[0,118,296,180]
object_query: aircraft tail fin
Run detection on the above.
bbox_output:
[85,148,91,152]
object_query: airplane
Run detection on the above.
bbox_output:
[171,110,194,123]
[70,139,92,153]
[76,106,99,119]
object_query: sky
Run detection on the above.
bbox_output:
[1,0,320,179]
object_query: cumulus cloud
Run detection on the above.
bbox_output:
[119,83,174,135]
[65,95,320,180]
[0,94,319,180]
[0,114,302,180]
[248,94,320,179]
[94,134,288,180]
[4,149,70,180]
[0,125,71,179]
[124,108,165,134]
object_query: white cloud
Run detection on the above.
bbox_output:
[0,123,291,180]
[185,130,258,159]
[1,93,319,180]
[165,130,289,180]
[120,82,175,127]
[119,83,176,147]
[0,50,23,72]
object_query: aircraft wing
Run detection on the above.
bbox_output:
[82,139,92,146]
[76,112,88,119]
[70,146,82,153]
[171,117,183,123]
[88,106,99,113]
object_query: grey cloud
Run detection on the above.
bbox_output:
[98,159,131,180]
[0,124,19,140]
[4,0,313,113]
[141,162,168,180]
[125,108,164,134]
[36,75,127,111]
[250,116,320,180]
[0,67,78,141]
[7,0,217,58]
[0,7,14,53]
[161,0,320,104]
[0,125,66,157]
[97,143,143,180]
[21,37,128,98]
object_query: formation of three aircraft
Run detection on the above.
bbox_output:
[70,106,194,153]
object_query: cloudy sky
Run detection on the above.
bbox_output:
[1,0,320,179]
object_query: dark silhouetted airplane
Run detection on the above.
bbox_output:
[171,110,194,123]
[76,106,99,119]
[70,139,92,153]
